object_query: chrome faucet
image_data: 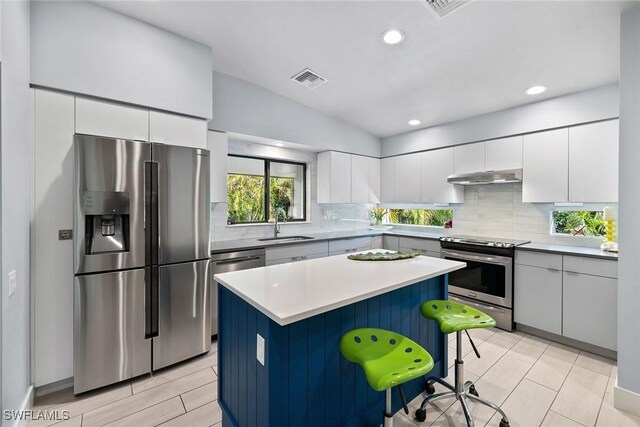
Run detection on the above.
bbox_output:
[274,207,287,238]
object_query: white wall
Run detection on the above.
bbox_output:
[1,0,33,419]
[210,71,381,157]
[382,84,619,157]
[616,5,640,412]
[31,1,213,119]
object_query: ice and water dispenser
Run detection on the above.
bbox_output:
[84,191,131,254]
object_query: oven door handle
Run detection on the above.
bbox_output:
[441,249,512,266]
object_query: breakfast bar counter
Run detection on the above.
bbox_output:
[214,250,465,426]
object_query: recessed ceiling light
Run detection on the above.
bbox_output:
[408,119,421,126]
[382,29,405,45]
[275,142,284,147]
[525,85,548,95]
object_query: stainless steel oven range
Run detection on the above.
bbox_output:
[439,236,530,331]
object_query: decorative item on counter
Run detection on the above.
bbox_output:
[444,219,453,229]
[368,208,392,230]
[601,206,618,253]
[347,251,420,261]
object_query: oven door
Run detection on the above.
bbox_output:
[441,248,513,308]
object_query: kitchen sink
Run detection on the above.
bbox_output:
[257,235,315,242]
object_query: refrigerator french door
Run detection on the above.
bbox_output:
[73,135,210,394]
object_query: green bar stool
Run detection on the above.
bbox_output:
[340,328,435,427]
[415,300,510,427]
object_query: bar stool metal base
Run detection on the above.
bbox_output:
[415,331,510,427]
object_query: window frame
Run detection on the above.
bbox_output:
[227,154,307,225]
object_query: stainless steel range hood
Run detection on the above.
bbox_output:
[447,169,523,185]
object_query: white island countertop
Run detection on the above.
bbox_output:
[214,250,466,326]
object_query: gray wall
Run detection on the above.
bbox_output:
[618,6,640,400]
[1,0,33,419]
[381,84,619,157]
[210,71,381,157]
[31,1,213,119]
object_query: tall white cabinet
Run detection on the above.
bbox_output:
[568,120,619,203]
[395,154,422,203]
[522,128,569,203]
[208,131,228,203]
[421,148,463,203]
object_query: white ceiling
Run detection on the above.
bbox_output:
[96,0,634,138]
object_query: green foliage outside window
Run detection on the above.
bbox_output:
[552,211,605,237]
[269,177,294,219]
[388,209,453,227]
[227,174,265,223]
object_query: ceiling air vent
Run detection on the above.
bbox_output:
[424,0,471,19]
[291,68,328,90]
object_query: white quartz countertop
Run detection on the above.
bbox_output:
[214,250,466,326]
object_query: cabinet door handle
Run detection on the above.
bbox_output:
[565,271,579,275]
[547,268,560,272]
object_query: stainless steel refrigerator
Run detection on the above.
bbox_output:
[73,134,211,394]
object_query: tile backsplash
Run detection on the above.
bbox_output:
[449,183,615,247]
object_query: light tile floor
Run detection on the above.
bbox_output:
[30,342,221,427]
[31,330,640,427]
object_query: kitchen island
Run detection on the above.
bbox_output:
[214,250,465,427]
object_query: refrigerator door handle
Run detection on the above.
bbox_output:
[145,266,159,338]
[144,162,159,266]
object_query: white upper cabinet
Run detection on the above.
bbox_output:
[453,143,485,174]
[485,136,523,171]
[317,151,352,203]
[380,157,396,203]
[369,158,381,204]
[149,111,207,149]
[421,148,463,203]
[351,155,371,204]
[395,153,422,203]
[75,97,149,141]
[522,128,569,203]
[208,131,228,204]
[568,120,619,203]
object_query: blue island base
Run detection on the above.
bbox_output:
[218,276,448,427]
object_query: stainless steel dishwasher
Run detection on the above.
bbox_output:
[210,248,266,337]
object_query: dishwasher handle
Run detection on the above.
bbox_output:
[214,255,263,266]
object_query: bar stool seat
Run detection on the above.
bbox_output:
[340,328,434,426]
[417,300,510,427]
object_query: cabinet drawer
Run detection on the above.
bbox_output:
[266,242,328,262]
[563,255,618,279]
[328,237,373,254]
[515,250,562,270]
[398,237,441,253]
[266,252,326,266]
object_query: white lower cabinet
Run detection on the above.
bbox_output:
[382,236,399,251]
[265,242,329,266]
[398,237,441,258]
[328,237,373,256]
[515,250,618,351]
[562,271,617,351]
[372,236,383,250]
[514,264,562,335]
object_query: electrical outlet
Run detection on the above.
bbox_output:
[8,270,16,297]
[256,333,265,366]
[58,229,72,240]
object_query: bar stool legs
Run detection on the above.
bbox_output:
[414,331,510,427]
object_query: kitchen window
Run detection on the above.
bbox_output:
[552,210,605,237]
[227,155,307,225]
[387,209,453,228]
